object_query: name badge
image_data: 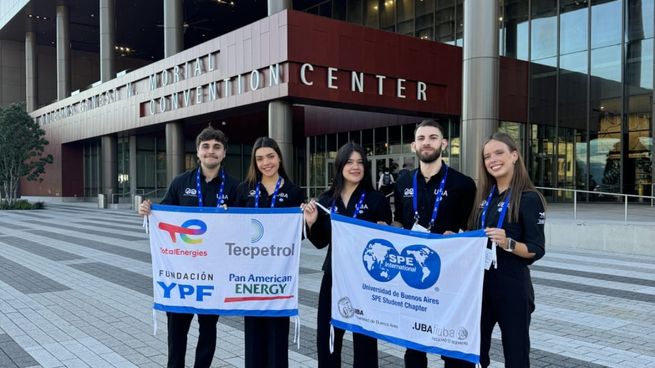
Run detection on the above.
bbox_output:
[411,222,429,233]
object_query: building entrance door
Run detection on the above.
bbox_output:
[371,154,417,195]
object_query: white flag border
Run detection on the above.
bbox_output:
[330,213,486,365]
[150,204,303,317]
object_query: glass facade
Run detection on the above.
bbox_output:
[301,0,654,198]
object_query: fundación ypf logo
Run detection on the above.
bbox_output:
[159,219,207,244]
[362,239,441,289]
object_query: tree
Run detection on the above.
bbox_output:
[0,103,53,206]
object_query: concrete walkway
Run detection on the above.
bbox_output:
[0,203,653,367]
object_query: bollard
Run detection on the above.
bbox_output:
[98,194,107,209]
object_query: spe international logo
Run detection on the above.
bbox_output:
[251,219,264,243]
[362,239,441,289]
[159,219,207,244]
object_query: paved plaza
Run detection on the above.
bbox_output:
[0,202,653,368]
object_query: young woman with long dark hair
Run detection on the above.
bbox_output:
[234,136,305,368]
[304,142,392,367]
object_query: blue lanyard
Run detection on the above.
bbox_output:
[413,165,449,230]
[254,176,283,208]
[195,168,225,207]
[331,191,367,219]
[480,185,511,229]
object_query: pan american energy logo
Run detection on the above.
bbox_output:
[158,219,207,244]
[362,239,441,289]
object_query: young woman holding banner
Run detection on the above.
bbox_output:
[234,137,305,368]
[468,132,546,368]
[304,142,392,368]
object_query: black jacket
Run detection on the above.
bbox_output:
[393,165,476,233]
[161,167,238,207]
[308,186,392,273]
[234,180,305,208]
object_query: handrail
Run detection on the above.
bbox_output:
[535,186,655,223]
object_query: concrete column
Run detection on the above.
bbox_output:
[268,100,294,180]
[25,18,37,112]
[101,135,118,202]
[460,0,499,180]
[268,0,292,15]
[164,0,183,57]
[100,0,115,82]
[56,3,71,100]
[129,135,137,197]
[166,122,185,183]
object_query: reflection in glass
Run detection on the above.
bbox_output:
[627,0,654,41]
[590,45,622,82]
[389,125,402,154]
[531,0,557,61]
[366,0,380,28]
[416,0,434,40]
[381,0,395,31]
[435,0,455,44]
[559,0,588,55]
[626,39,654,91]
[374,127,387,155]
[591,0,622,48]
[502,0,529,59]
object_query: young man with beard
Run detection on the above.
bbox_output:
[392,119,476,368]
[139,125,239,368]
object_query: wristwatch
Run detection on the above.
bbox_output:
[505,238,516,252]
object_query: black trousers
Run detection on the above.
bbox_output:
[404,349,474,368]
[479,269,535,368]
[317,272,378,368]
[244,316,290,368]
[166,312,219,368]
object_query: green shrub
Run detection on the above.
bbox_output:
[0,200,45,210]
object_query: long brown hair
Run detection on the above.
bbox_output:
[245,137,290,187]
[468,132,546,228]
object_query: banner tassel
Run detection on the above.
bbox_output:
[329,324,335,354]
[143,215,149,234]
[152,309,158,336]
[491,241,498,269]
[293,316,301,350]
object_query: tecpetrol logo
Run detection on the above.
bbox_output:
[159,219,207,244]
[362,239,441,289]
[251,219,264,243]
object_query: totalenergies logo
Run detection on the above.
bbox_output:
[159,219,207,244]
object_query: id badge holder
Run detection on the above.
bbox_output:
[411,222,429,233]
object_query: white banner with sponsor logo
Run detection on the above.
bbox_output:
[148,205,303,316]
[331,214,486,364]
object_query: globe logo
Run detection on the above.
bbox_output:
[362,239,400,282]
[399,245,441,289]
[362,239,442,289]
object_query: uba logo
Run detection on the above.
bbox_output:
[362,239,441,289]
[159,219,207,244]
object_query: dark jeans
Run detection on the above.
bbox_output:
[166,312,218,368]
[244,316,290,368]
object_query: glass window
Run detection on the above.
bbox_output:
[627,0,653,41]
[389,125,402,154]
[397,0,414,35]
[591,45,622,82]
[334,0,347,20]
[327,134,337,159]
[530,61,557,125]
[348,0,364,24]
[502,0,529,60]
[435,0,455,44]
[627,95,652,195]
[381,0,395,31]
[626,38,654,91]
[362,129,373,156]
[319,1,333,17]
[591,0,622,48]
[366,0,380,28]
[531,0,558,61]
[559,51,588,132]
[403,122,415,153]
[374,127,387,154]
[337,131,349,148]
[560,0,589,55]
[455,0,463,46]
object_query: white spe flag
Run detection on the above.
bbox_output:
[148,204,303,317]
[331,214,487,364]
